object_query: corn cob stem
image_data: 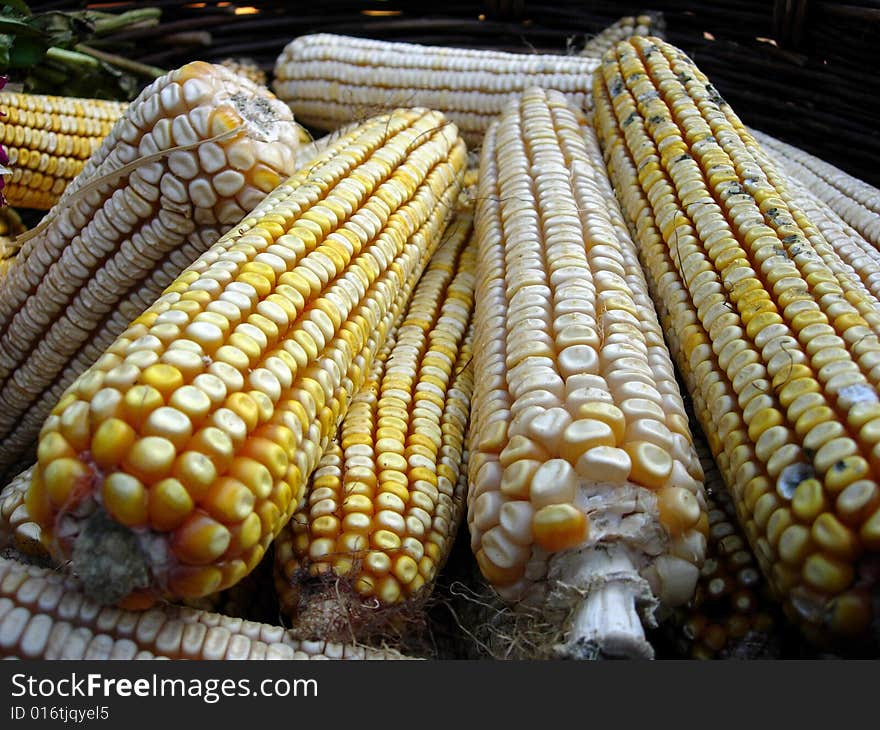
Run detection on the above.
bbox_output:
[0,556,409,659]
[27,107,466,607]
[593,36,880,646]
[0,63,304,476]
[468,87,706,659]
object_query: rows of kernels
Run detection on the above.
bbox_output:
[581,14,663,59]
[752,130,880,248]
[467,87,704,603]
[0,557,407,659]
[278,215,477,611]
[593,36,880,639]
[0,62,303,474]
[28,107,466,603]
[671,440,777,659]
[0,466,44,558]
[273,214,424,612]
[0,92,128,210]
[273,33,597,146]
[0,207,26,279]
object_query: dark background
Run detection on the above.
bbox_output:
[27,0,880,186]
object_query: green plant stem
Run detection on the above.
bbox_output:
[74,43,166,78]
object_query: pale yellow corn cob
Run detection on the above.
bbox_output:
[0,466,44,560]
[468,87,706,659]
[275,214,476,640]
[220,57,268,87]
[26,107,466,609]
[0,556,409,659]
[0,62,304,475]
[0,92,128,210]
[752,129,880,249]
[593,36,880,646]
[581,13,665,59]
[273,33,597,147]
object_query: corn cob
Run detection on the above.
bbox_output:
[665,437,779,659]
[581,13,665,59]
[275,214,476,640]
[220,57,268,88]
[0,92,128,210]
[0,466,45,561]
[0,556,408,659]
[593,36,880,646]
[751,129,880,249]
[0,62,304,476]
[0,206,26,279]
[26,107,467,608]
[273,33,597,148]
[468,87,706,659]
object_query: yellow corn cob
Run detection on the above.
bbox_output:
[0,556,409,659]
[0,62,304,476]
[220,57,269,87]
[666,436,779,659]
[751,129,880,249]
[468,87,706,659]
[26,107,466,609]
[593,36,880,646]
[0,92,128,210]
[581,13,665,59]
[274,214,476,640]
[0,206,26,279]
[273,33,598,148]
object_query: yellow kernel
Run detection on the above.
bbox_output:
[123,436,176,483]
[37,432,76,469]
[140,363,184,398]
[171,513,231,565]
[122,385,164,429]
[171,451,217,499]
[101,472,148,526]
[657,486,701,536]
[802,553,854,594]
[202,477,255,523]
[812,512,860,560]
[43,457,90,509]
[241,437,289,481]
[532,504,589,552]
[168,567,223,599]
[149,477,195,531]
[778,524,813,566]
[90,418,136,468]
[625,440,673,489]
[791,479,826,522]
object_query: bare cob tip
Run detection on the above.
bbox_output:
[71,510,150,606]
[551,544,657,660]
[279,571,426,643]
[228,91,287,143]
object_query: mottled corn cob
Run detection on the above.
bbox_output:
[581,14,665,59]
[0,556,409,659]
[0,62,304,475]
[665,437,779,659]
[273,33,597,147]
[468,87,706,659]
[752,130,880,249]
[0,92,128,210]
[220,57,268,87]
[593,37,880,646]
[0,206,26,279]
[27,107,467,608]
[275,214,476,640]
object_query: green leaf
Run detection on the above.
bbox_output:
[0,34,12,67]
[0,17,44,38]
[8,36,45,67]
[2,1,31,17]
